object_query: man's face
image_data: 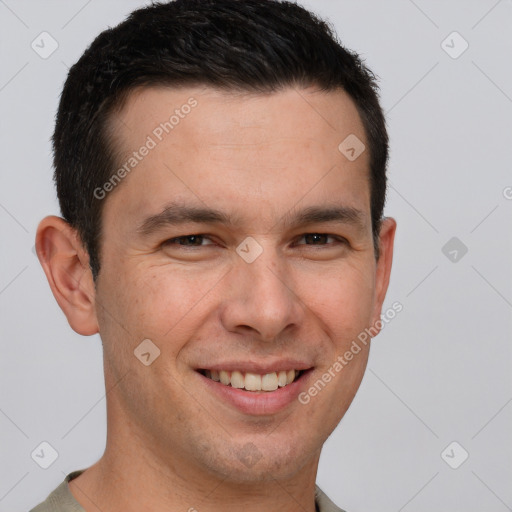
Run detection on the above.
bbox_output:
[94,85,393,481]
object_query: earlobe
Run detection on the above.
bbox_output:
[371,217,397,330]
[35,215,99,336]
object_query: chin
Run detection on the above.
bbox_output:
[198,437,319,483]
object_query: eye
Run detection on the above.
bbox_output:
[295,233,346,246]
[162,235,215,247]
[160,233,346,250]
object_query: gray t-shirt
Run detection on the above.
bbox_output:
[29,470,346,512]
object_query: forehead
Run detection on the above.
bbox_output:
[110,84,366,149]
[103,85,371,230]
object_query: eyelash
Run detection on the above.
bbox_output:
[162,233,347,248]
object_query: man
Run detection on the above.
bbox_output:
[32,0,396,510]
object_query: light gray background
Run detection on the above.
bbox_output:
[1,1,511,511]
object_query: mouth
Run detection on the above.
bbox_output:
[195,363,314,415]
[197,369,304,392]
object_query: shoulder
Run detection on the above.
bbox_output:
[315,485,349,512]
[29,471,85,512]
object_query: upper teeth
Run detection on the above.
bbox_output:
[204,370,298,391]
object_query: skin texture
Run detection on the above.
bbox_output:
[36,85,396,512]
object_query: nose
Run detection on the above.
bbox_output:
[219,245,303,342]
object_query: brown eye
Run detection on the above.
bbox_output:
[297,233,344,245]
[163,235,214,247]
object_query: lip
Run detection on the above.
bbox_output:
[196,359,312,374]
[196,367,314,416]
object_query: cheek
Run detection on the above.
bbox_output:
[101,264,227,347]
[298,260,376,344]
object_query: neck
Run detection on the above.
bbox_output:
[69,409,320,512]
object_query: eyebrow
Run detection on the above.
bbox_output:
[136,202,367,236]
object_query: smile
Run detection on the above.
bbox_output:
[198,369,303,392]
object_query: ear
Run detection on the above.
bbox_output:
[370,217,397,329]
[35,216,99,336]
